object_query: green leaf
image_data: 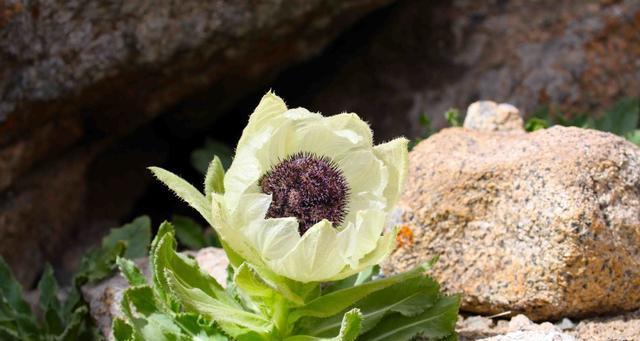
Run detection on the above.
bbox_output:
[594,98,639,135]
[626,129,640,146]
[234,263,275,300]
[172,215,207,249]
[524,117,549,132]
[120,285,184,340]
[112,317,136,341]
[76,216,151,285]
[150,224,236,309]
[150,167,214,226]
[38,264,61,313]
[102,216,152,260]
[191,139,233,175]
[444,108,461,127]
[165,268,272,336]
[116,257,147,286]
[333,309,362,341]
[324,266,379,294]
[37,265,65,335]
[250,266,319,307]
[0,257,32,316]
[359,295,460,341]
[75,240,126,284]
[57,305,89,341]
[298,276,440,337]
[173,313,229,341]
[286,309,362,341]
[204,156,226,197]
[289,263,432,323]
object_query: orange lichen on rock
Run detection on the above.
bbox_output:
[396,225,414,249]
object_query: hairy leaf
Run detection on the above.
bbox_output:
[150,167,214,226]
[359,295,460,341]
[165,268,272,336]
[298,275,440,337]
[192,139,233,175]
[102,216,151,260]
[286,309,362,341]
[289,262,432,322]
[116,257,147,287]
[204,155,226,197]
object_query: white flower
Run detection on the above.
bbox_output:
[208,91,408,283]
[151,91,407,283]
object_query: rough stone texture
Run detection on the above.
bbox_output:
[0,0,391,285]
[479,331,576,341]
[457,311,640,341]
[281,0,640,140]
[384,125,640,320]
[569,308,640,341]
[82,247,228,339]
[463,101,524,133]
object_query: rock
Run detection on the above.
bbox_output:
[456,315,497,340]
[507,315,534,332]
[463,101,524,132]
[479,330,576,341]
[280,0,640,140]
[0,0,391,285]
[555,318,576,331]
[384,124,640,320]
[82,247,228,339]
[568,308,640,341]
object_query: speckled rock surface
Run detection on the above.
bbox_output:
[457,310,640,341]
[384,125,640,320]
[82,247,228,339]
[463,101,524,133]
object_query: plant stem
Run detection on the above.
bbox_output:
[273,295,290,337]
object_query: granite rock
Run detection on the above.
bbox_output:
[384,123,640,320]
[82,247,228,339]
[463,101,524,133]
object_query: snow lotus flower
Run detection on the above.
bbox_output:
[152,91,408,283]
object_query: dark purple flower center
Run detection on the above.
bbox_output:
[259,152,349,235]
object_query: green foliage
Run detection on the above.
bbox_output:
[408,114,433,150]
[192,139,234,175]
[76,216,151,284]
[524,97,640,146]
[523,117,548,132]
[0,216,152,341]
[114,224,458,341]
[444,108,461,127]
[410,108,464,150]
[172,215,221,249]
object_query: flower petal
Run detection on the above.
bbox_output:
[268,220,343,282]
[324,113,373,148]
[373,137,409,208]
[210,193,264,267]
[242,217,300,261]
[336,150,388,198]
[337,209,386,267]
[237,91,288,149]
[329,227,398,281]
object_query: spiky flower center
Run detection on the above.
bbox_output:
[259,152,349,235]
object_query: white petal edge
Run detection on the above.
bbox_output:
[372,137,409,209]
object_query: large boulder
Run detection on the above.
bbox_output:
[0,0,392,285]
[384,110,640,320]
